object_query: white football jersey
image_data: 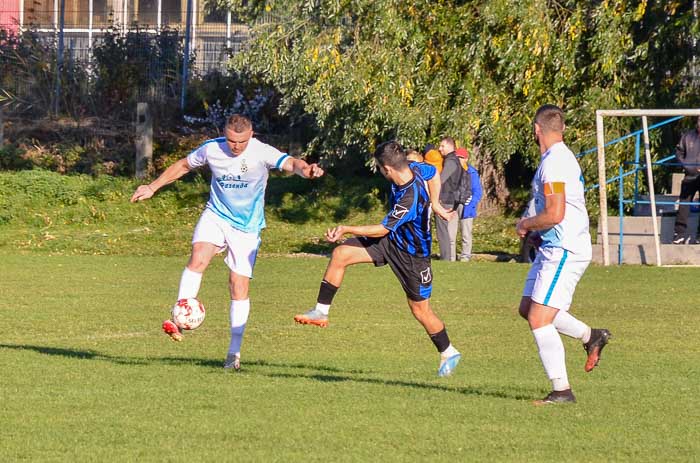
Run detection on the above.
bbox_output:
[531,141,592,257]
[187,137,289,234]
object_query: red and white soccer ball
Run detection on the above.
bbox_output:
[171,298,206,330]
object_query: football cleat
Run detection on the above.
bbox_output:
[584,328,612,372]
[223,353,241,371]
[534,389,576,406]
[162,319,183,342]
[294,308,329,328]
[438,353,462,377]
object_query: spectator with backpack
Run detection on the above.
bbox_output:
[455,147,482,262]
[436,136,471,261]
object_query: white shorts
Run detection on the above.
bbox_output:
[192,208,261,278]
[522,247,590,311]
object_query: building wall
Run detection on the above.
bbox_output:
[0,0,20,33]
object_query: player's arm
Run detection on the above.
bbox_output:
[426,175,456,221]
[130,158,192,202]
[515,182,566,238]
[325,224,389,243]
[281,156,324,179]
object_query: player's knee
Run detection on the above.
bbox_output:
[331,245,352,266]
[188,254,210,272]
[409,300,431,318]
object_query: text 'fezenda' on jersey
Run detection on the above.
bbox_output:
[531,141,592,257]
[381,162,437,258]
[187,137,289,234]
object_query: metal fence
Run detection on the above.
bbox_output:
[0,1,260,114]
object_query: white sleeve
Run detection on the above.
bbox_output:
[259,142,289,170]
[539,156,568,184]
[186,142,209,169]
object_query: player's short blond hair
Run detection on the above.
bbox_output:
[534,105,565,134]
[226,114,253,133]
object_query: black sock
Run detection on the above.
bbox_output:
[317,280,339,305]
[429,327,450,353]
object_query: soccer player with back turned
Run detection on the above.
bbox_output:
[294,141,462,376]
[516,105,611,405]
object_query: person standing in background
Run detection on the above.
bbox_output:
[455,147,482,262]
[435,137,462,261]
[672,116,700,244]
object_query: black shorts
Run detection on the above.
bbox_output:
[358,236,433,301]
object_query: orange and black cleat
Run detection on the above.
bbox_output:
[584,328,611,372]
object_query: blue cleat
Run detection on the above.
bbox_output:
[438,353,461,377]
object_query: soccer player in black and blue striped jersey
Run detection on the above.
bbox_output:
[295,141,461,377]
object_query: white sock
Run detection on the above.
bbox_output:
[532,324,570,391]
[314,303,330,315]
[228,299,250,355]
[441,344,459,358]
[177,267,203,300]
[553,311,591,343]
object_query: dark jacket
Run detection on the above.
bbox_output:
[439,152,462,208]
[676,129,700,178]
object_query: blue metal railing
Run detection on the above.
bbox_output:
[577,115,698,264]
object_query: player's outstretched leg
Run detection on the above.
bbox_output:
[583,328,612,372]
[162,319,183,342]
[295,241,372,328]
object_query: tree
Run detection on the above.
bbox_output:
[230,0,699,210]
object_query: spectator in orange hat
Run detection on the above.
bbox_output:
[424,145,443,173]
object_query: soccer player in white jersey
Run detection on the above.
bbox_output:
[515,105,611,405]
[130,114,324,370]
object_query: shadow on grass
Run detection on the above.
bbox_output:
[0,343,535,401]
[0,343,366,373]
[263,371,534,402]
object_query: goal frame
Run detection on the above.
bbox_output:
[596,109,700,266]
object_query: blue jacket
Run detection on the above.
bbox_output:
[461,165,482,219]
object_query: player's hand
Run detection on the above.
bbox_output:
[515,218,528,238]
[526,232,543,248]
[325,226,346,243]
[130,184,155,203]
[434,207,457,222]
[304,163,324,179]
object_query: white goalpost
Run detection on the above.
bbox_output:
[596,109,700,266]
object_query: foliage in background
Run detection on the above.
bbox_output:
[0,170,520,256]
[0,26,184,121]
[232,0,700,207]
[0,28,59,116]
[92,26,184,120]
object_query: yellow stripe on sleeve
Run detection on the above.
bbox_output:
[543,182,565,195]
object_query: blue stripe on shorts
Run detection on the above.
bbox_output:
[543,249,568,306]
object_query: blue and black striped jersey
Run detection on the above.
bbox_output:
[381,163,436,257]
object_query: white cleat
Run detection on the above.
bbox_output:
[224,353,241,371]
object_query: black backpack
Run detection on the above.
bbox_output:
[454,163,473,205]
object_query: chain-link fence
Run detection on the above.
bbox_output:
[0,1,260,117]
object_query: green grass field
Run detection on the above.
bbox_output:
[1,254,698,461]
